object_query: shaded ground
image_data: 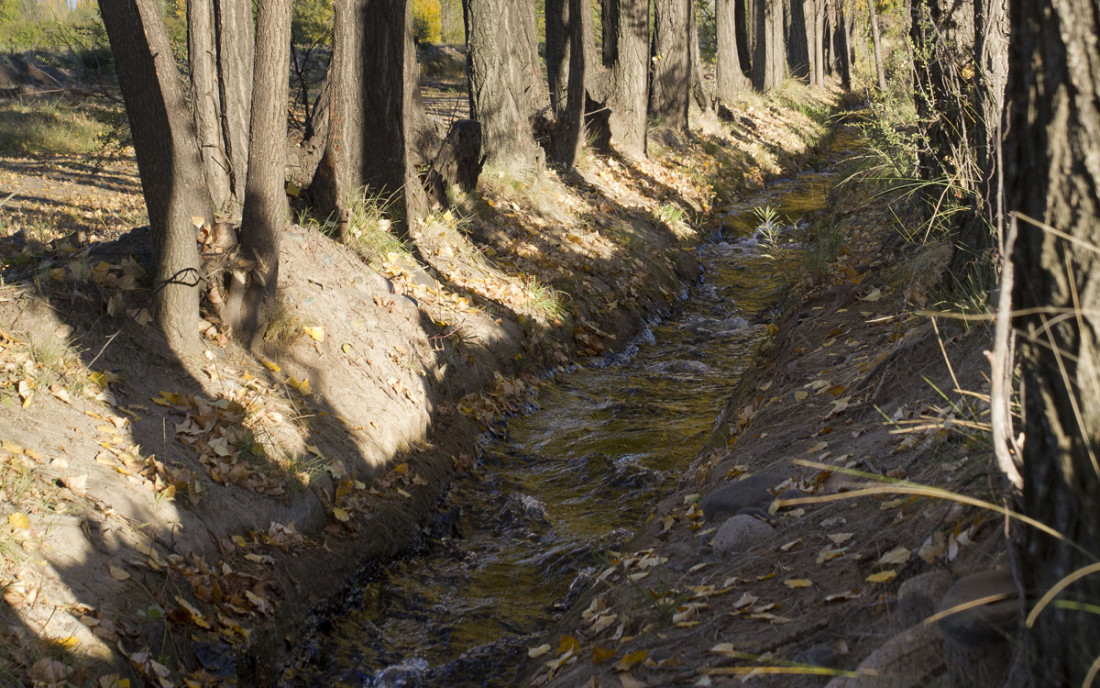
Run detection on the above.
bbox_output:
[0,74,841,686]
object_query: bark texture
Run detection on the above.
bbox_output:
[231,0,291,344]
[828,0,851,89]
[312,0,428,234]
[751,0,784,91]
[1007,0,1100,682]
[785,0,810,80]
[546,0,587,165]
[717,0,750,100]
[188,0,253,219]
[867,0,887,91]
[99,0,212,356]
[650,0,691,129]
[602,0,649,156]
[465,0,545,167]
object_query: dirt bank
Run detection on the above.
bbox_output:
[0,85,839,685]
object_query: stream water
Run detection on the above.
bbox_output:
[281,131,859,688]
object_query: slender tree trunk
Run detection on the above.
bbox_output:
[215,0,253,213]
[830,0,850,89]
[231,0,290,344]
[188,0,252,219]
[867,0,887,90]
[786,0,810,80]
[751,0,783,90]
[188,0,231,212]
[735,0,753,73]
[650,0,691,129]
[465,0,545,167]
[688,0,711,112]
[1007,0,1100,682]
[717,0,750,101]
[807,0,824,84]
[99,0,212,356]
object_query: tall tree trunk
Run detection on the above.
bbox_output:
[717,0,750,101]
[230,0,290,344]
[99,0,211,356]
[751,0,783,91]
[215,0,253,214]
[546,0,586,165]
[311,0,428,234]
[650,0,691,129]
[735,0,753,73]
[465,0,545,167]
[1007,0,1100,682]
[867,0,887,91]
[688,0,711,112]
[602,0,649,156]
[786,0,810,80]
[188,0,252,219]
[806,0,824,84]
[188,0,231,212]
[829,0,850,89]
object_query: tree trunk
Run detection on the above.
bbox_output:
[688,0,711,112]
[751,0,783,91]
[99,0,211,357]
[188,0,231,212]
[547,0,587,165]
[215,0,253,214]
[785,0,810,80]
[229,0,290,345]
[807,0,824,85]
[716,0,750,101]
[311,0,428,235]
[188,0,252,219]
[829,0,850,89]
[735,0,753,73]
[601,0,649,156]
[465,0,545,167]
[867,0,887,91]
[1007,0,1100,682]
[650,0,691,129]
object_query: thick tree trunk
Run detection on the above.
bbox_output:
[867,0,887,91]
[465,0,545,167]
[1007,0,1100,682]
[650,0,691,129]
[716,0,750,101]
[311,0,428,234]
[601,0,649,156]
[547,0,587,165]
[751,0,783,91]
[99,0,212,356]
[230,0,290,344]
[785,0,810,80]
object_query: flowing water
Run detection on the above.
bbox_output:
[282,131,860,688]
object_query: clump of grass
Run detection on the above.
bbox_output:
[0,98,105,156]
[523,276,568,323]
[802,220,845,280]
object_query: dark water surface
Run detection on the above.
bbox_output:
[281,131,861,688]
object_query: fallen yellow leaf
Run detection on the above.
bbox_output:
[867,570,898,584]
[784,579,812,589]
[614,649,648,672]
[8,513,30,529]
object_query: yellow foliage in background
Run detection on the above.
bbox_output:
[412,0,442,44]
